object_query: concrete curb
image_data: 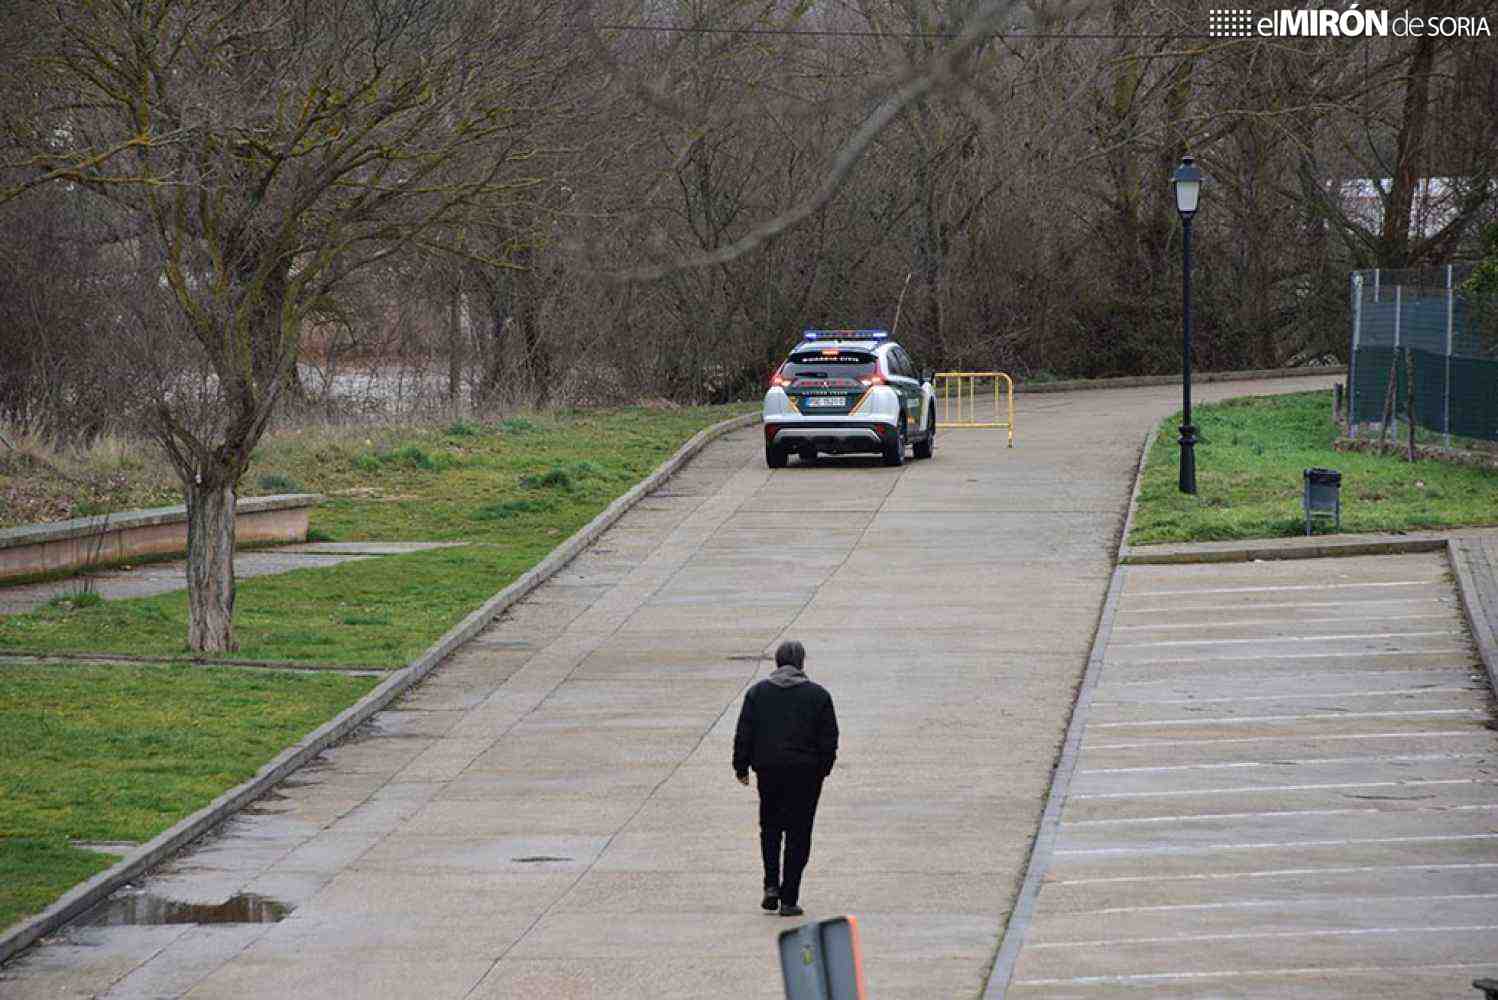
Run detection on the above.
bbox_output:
[1013,365,1345,394]
[983,564,1128,999]
[1116,427,1159,557]
[982,419,1148,998]
[1122,535,1451,564]
[1448,539,1498,698]
[0,411,759,967]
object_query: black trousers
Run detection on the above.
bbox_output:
[756,765,825,906]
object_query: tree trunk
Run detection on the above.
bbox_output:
[448,272,462,408]
[1379,33,1435,267]
[185,481,238,653]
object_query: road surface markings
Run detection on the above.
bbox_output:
[1054,833,1498,857]
[1091,709,1487,728]
[1110,630,1463,648]
[1081,752,1488,774]
[1063,804,1498,827]
[1028,923,1498,949]
[1014,961,1498,987]
[1054,862,1498,886]
[1071,778,1484,800]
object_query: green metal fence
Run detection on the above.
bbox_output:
[1348,265,1498,442]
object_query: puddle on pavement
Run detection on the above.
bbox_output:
[81,892,291,926]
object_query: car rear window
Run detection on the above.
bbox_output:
[783,351,877,379]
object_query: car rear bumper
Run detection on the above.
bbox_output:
[765,420,894,454]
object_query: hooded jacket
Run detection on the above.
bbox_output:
[732,666,839,777]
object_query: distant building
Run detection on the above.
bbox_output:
[1338,177,1464,239]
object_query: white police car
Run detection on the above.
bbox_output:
[762,330,937,468]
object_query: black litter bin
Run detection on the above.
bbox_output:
[1303,468,1341,535]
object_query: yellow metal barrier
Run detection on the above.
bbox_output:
[934,371,1014,447]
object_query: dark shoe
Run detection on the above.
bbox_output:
[778,903,804,917]
[761,887,780,912]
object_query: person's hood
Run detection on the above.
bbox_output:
[767,665,810,687]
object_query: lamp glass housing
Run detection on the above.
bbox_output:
[1173,155,1203,218]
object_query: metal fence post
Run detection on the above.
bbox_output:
[1445,264,1454,446]
[1349,271,1363,438]
[1392,284,1402,439]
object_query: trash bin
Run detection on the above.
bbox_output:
[1302,468,1341,536]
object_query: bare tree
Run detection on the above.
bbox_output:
[2,0,573,650]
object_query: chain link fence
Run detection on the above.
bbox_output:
[1347,264,1498,443]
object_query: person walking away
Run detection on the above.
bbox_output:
[733,640,839,917]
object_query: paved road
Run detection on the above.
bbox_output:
[0,377,1338,999]
[1004,552,1498,998]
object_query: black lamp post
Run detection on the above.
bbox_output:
[1172,154,1203,495]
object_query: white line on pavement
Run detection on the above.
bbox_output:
[1124,580,1439,597]
[1063,804,1498,827]
[1088,730,1486,750]
[1114,598,1450,615]
[1111,613,1455,631]
[1107,647,1473,665]
[1081,752,1488,774]
[1058,892,1498,917]
[1110,630,1462,648]
[1091,709,1485,728]
[1054,862,1498,886]
[1054,833,1498,857]
[1028,923,1498,949]
[1092,687,1479,707]
[1071,778,1484,800]
[1014,961,1498,987]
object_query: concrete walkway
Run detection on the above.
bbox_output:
[0,376,1392,1000]
[0,543,460,616]
[1001,553,1498,997]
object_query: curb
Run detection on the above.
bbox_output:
[1013,365,1345,394]
[982,418,1150,998]
[1448,539,1498,698]
[1122,536,1451,564]
[0,411,759,967]
[983,564,1128,998]
[1116,427,1159,558]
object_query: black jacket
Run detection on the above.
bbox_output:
[733,678,839,777]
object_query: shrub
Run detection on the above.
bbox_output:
[352,453,381,473]
[472,498,551,520]
[499,417,538,434]
[46,591,103,611]
[519,467,573,491]
[305,528,335,542]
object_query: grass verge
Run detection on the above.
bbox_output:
[0,405,752,665]
[0,662,376,930]
[1130,390,1498,544]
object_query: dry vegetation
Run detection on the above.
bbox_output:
[2,0,1496,646]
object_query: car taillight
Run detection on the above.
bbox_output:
[770,367,794,388]
[859,373,885,387]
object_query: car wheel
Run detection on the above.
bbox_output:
[766,442,788,468]
[913,409,935,460]
[882,420,906,467]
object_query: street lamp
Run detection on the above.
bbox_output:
[1172,154,1204,495]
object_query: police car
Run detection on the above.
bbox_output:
[762,330,936,468]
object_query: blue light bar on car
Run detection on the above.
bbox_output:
[801,329,889,341]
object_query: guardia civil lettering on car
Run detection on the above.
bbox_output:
[762,330,936,468]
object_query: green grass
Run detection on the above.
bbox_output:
[1130,390,1498,544]
[0,662,375,929]
[0,405,751,665]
